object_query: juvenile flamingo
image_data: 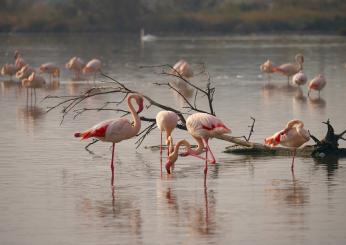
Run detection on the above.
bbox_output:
[172,59,194,78]
[65,57,85,80]
[74,94,144,186]
[83,59,102,82]
[156,110,179,159]
[265,119,310,171]
[39,63,60,81]
[308,74,326,97]
[292,71,307,87]
[273,54,304,84]
[166,113,231,185]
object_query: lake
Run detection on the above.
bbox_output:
[1,33,346,245]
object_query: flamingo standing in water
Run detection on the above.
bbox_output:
[16,65,36,80]
[308,74,326,97]
[166,113,231,185]
[14,50,26,71]
[39,63,60,81]
[172,59,194,78]
[74,94,144,186]
[1,64,17,80]
[65,57,85,80]
[83,59,102,82]
[265,119,310,171]
[292,71,307,87]
[22,72,46,105]
[156,111,179,161]
[260,59,275,81]
[273,54,304,84]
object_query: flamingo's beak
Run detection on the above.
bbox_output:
[165,160,172,174]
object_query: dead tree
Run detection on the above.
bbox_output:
[44,64,346,159]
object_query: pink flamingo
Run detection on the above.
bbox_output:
[172,59,194,78]
[292,71,307,87]
[14,50,26,71]
[65,57,85,80]
[265,119,310,171]
[156,110,179,159]
[83,59,102,82]
[1,64,17,80]
[308,74,326,97]
[22,72,46,105]
[74,94,144,186]
[39,63,60,81]
[273,54,304,84]
[16,65,36,80]
[166,113,231,185]
[260,59,275,81]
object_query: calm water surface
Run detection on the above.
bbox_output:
[1,33,346,245]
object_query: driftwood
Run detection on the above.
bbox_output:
[224,119,346,158]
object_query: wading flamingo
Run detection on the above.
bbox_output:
[16,65,36,80]
[166,113,231,185]
[172,59,194,78]
[292,71,307,87]
[65,57,85,80]
[83,59,102,82]
[22,72,46,105]
[265,119,310,171]
[260,59,275,81]
[156,111,179,161]
[1,64,17,80]
[308,74,326,97]
[273,54,304,84]
[74,94,144,186]
[14,50,26,71]
[39,63,60,81]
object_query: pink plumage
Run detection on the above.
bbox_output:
[273,54,304,83]
[308,74,326,97]
[74,94,144,186]
[172,59,194,78]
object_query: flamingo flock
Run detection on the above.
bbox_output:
[1,51,324,188]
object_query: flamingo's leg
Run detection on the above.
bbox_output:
[291,148,296,172]
[202,138,216,164]
[111,143,115,186]
[204,144,208,187]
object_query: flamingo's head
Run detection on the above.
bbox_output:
[135,95,144,114]
[165,160,172,174]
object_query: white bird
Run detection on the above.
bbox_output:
[308,74,327,97]
[83,59,102,82]
[172,59,194,78]
[65,57,85,80]
[140,28,157,42]
[292,71,307,87]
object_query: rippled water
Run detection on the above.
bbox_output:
[1,33,346,245]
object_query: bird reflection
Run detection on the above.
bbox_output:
[17,106,45,131]
[156,180,217,236]
[313,155,339,179]
[44,79,60,91]
[266,173,309,206]
[308,96,326,109]
[293,87,307,104]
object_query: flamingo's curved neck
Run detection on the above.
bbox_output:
[286,119,303,130]
[127,95,141,133]
[190,136,205,156]
[168,139,191,163]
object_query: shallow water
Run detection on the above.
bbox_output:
[1,33,346,245]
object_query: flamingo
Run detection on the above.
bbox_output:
[39,63,60,81]
[172,59,194,78]
[1,64,17,80]
[65,57,85,80]
[273,53,304,84]
[16,65,36,80]
[265,119,310,171]
[156,111,179,160]
[260,59,275,81]
[292,71,307,87]
[14,50,26,71]
[308,74,326,97]
[83,59,102,82]
[166,113,231,185]
[74,93,144,186]
[21,72,46,105]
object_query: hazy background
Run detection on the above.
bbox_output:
[1,0,346,34]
